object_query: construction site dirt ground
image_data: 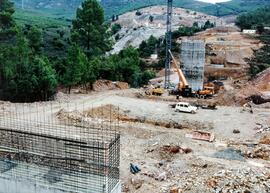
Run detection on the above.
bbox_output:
[1,89,270,193]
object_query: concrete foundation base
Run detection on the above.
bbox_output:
[0,177,66,193]
[0,161,121,193]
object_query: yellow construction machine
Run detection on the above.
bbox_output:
[194,86,215,99]
[169,50,192,97]
[145,86,165,96]
[169,50,216,99]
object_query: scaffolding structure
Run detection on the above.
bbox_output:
[0,103,120,193]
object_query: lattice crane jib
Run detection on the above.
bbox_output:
[165,0,173,88]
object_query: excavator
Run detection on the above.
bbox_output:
[169,50,215,98]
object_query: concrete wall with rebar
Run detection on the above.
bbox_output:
[180,40,205,91]
[0,105,120,193]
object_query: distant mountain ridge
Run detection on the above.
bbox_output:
[12,0,270,19]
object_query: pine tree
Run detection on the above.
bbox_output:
[71,0,110,57]
[63,44,87,93]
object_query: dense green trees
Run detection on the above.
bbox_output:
[71,0,111,57]
[0,0,15,29]
[0,0,156,102]
[0,0,16,39]
[27,26,43,54]
[202,20,215,30]
[235,7,270,77]
[236,7,270,31]
[139,35,158,58]
[172,21,214,39]
[248,33,270,77]
[89,46,152,87]
[62,44,88,93]
[111,23,121,35]
[61,0,153,89]
[0,31,57,102]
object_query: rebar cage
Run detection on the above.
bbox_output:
[0,102,120,193]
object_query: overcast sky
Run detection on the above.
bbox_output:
[197,0,231,3]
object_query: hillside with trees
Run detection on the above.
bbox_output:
[235,7,270,77]
[248,34,270,77]
[0,0,155,102]
[12,0,270,20]
[235,7,270,31]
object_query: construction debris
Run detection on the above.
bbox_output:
[200,104,217,110]
[254,123,270,134]
[230,144,270,160]
[206,168,270,193]
[131,177,143,189]
[155,172,167,181]
[160,145,192,154]
[185,131,215,142]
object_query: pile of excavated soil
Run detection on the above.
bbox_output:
[215,86,262,106]
[215,68,270,106]
[233,68,270,105]
[84,105,206,130]
[93,80,115,91]
[249,68,270,91]
[57,104,210,130]
[83,104,120,120]
[260,135,270,145]
[115,81,129,90]
[92,80,129,91]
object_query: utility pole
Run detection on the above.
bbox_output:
[165,0,173,88]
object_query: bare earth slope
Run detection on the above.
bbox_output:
[111,6,225,53]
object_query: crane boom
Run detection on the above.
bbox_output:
[168,50,189,88]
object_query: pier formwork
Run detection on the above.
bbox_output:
[180,40,205,91]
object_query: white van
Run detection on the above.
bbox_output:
[175,102,197,114]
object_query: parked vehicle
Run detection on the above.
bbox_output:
[175,102,197,114]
